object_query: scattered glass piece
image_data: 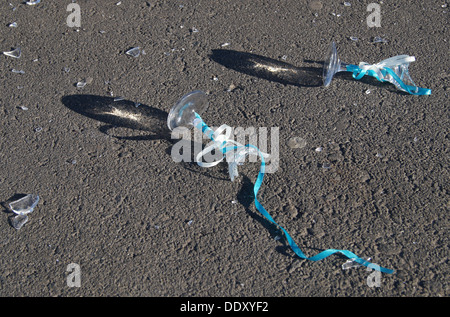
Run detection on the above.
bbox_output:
[372,36,388,43]
[375,152,383,158]
[315,147,323,152]
[187,220,193,226]
[11,69,25,74]
[35,127,43,132]
[231,200,237,204]
[3,47,21,58]
[322,162,331,169]
[288,137,307,149]
[221,42,230,47]
[365,89,371,94]
[227,83,236,92]
[64,67,70,73]
[19,106,29,111]
[26,0,41,5]
[191,27,199,33]
[342,257,371,270]
[9,194,39,215]
[114,96,124,101]
[349,36,358,41]
[281,55,288,61]
[8,22,18,27]
[344,2,351,6]
[126,47,141,57]
[10,214,29,230]
[76,81,87,88]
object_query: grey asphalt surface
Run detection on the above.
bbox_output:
[0,0,448,297]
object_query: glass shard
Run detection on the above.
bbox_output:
[126,47,141,57]
[10,214,29,230]
[288,137,307,149]
[3,47,21,58]
[342,257,371,270]
[9,194,39,215]
[372,36,388,43]
[26,0,41,5]
[8,22,18,28]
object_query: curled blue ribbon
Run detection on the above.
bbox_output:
[226,144,394,274]
[193,114,395,274]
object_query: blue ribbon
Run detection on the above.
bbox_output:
[346,64,431,96]
[220,142,395,274]
[193,113,394,273]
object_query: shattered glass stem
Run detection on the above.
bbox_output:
[340,62,351,73]
[193,112,215,141]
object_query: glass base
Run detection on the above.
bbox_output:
[167,90,209,131]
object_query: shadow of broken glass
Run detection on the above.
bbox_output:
[61,94,171,141]
[210,49,323,87]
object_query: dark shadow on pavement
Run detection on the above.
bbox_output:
[61,94,171,141]
[210,49,323,87]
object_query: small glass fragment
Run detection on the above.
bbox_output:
[372,36,388,43]
[19,106,29,111]
[349,36,358,41]
[322,162,331,169]
[365,89,371,94]
[342,257,371,270]
[191,27,199,33]
[288,137,307,149]
[9,194,39,215]
[35,127,43,132]
[221,42,230,47]
[76,81,87,88]
[344,2,351,6]
[11,69,25,74]
[114,96,125,102]
[26,0,41,5]
[315,147,323,152]
[3,47,21,58]
[227,83,236,92]
[8,22,18,27]
[126,47,141,57]
[10,214,29,230]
